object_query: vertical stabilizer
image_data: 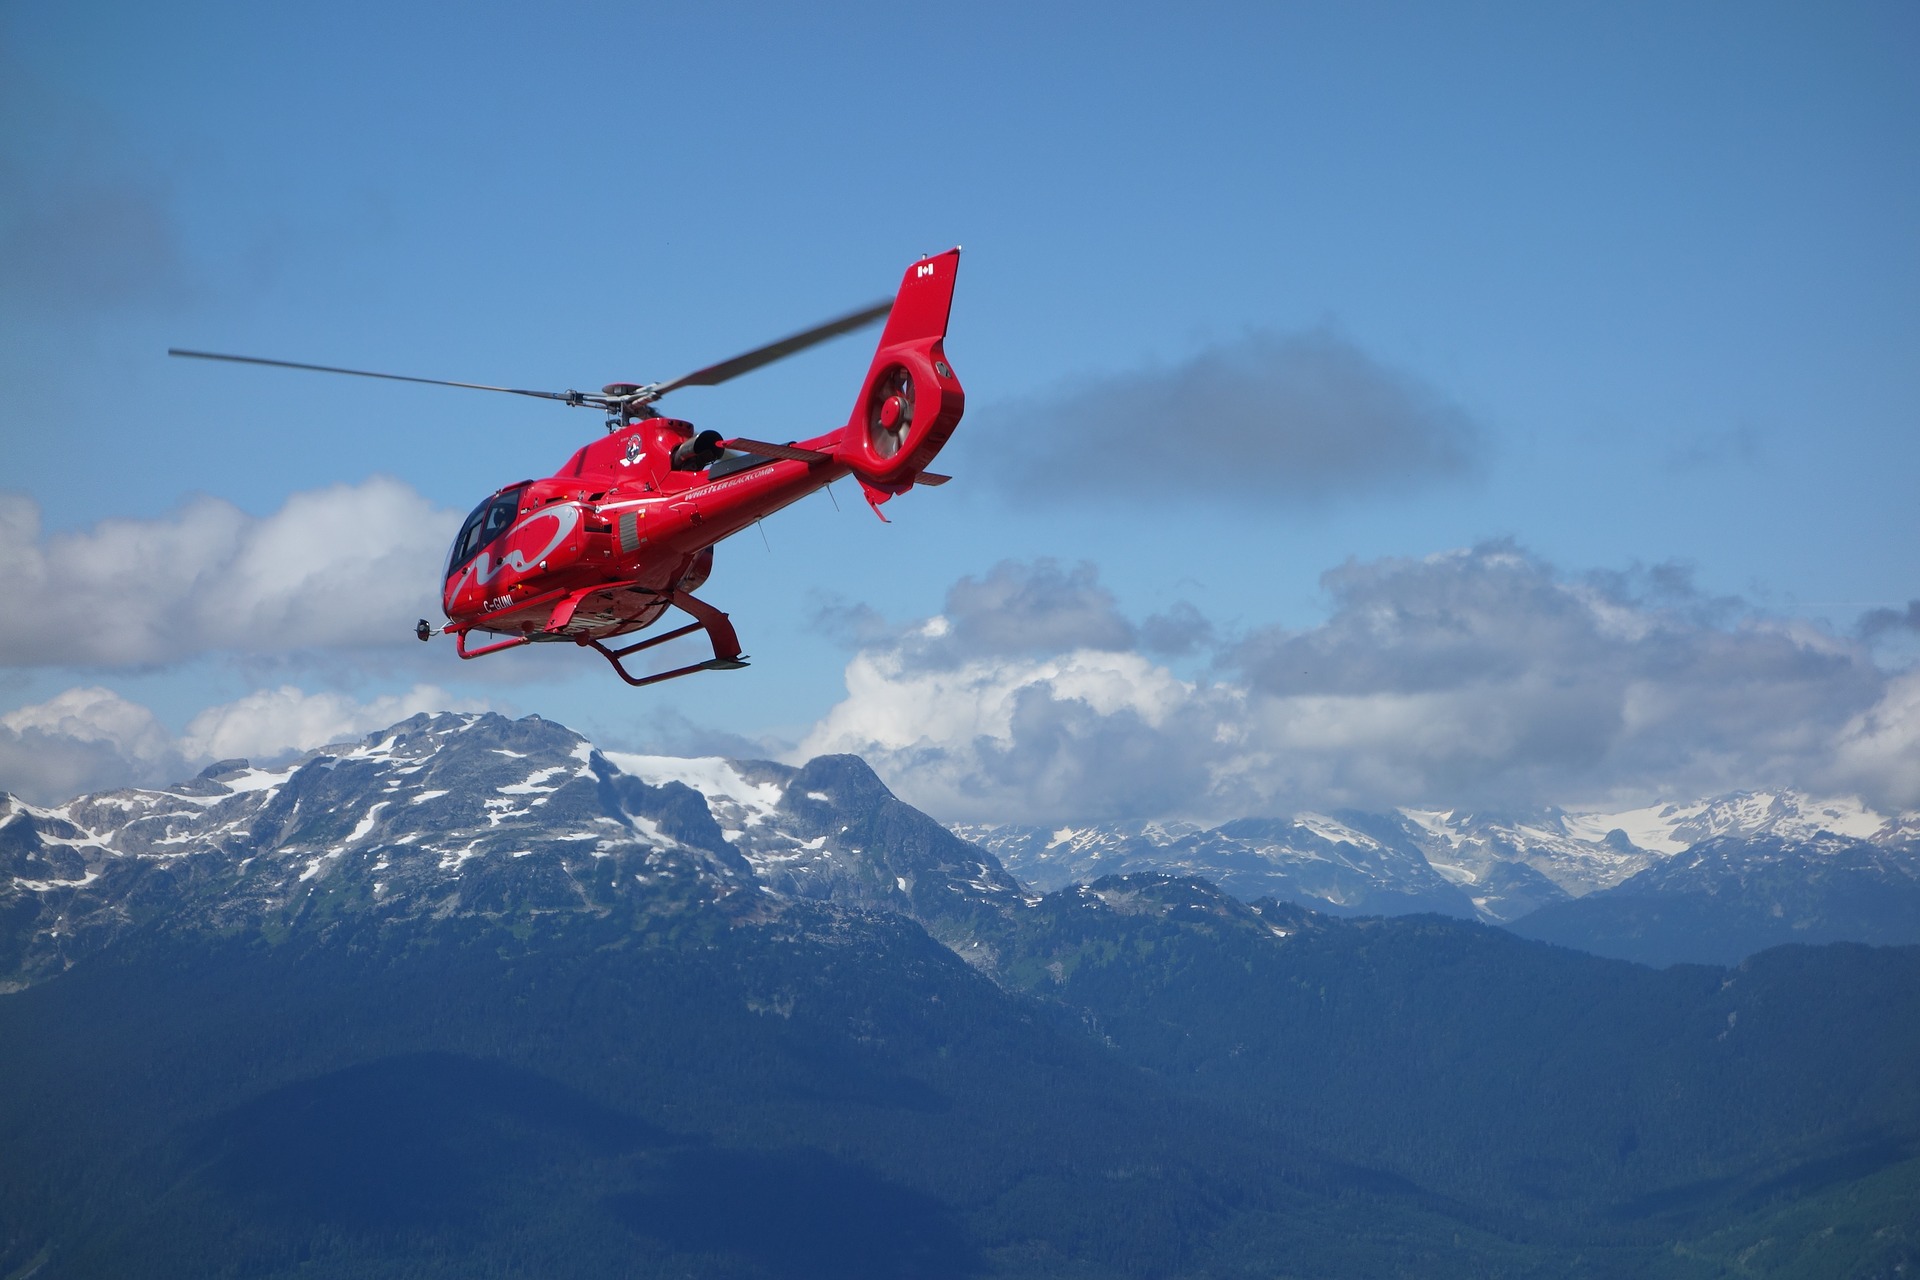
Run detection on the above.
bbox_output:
[836,249,965,503]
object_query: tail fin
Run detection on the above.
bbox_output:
[835,249,965,506]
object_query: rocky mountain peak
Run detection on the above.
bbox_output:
[1,714,1039,990]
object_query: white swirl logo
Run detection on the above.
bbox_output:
[451,504,582,598]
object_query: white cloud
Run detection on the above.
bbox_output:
[0,683,490,805]
[180,684,486,763]
[796,547,1920,824]
[0,686,186,802]
[0,477,456,668]
[1824,669,1920,811]
[1,685,176,764]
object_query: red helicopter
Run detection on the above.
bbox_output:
[171,249,964,688]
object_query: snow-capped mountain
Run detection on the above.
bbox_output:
[604,750,1023,963]
[0,713,1020,989]
[960,792,1918,927]
[955,815,1482,920]
[1405,791,1897,896]
[5,710,1916,987]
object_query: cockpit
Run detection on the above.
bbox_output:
[446,484,528,577]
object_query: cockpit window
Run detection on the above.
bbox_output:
[446,486,526,575]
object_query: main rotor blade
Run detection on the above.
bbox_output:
[648,298,891,399]
[722,437,833,463]
[167,349,586,404]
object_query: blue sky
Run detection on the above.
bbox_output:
[3,2,1916,818]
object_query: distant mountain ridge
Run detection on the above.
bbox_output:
[959,790,1909,920]
[1508,829,1920,966]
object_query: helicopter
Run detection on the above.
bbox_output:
[170,249,964,688]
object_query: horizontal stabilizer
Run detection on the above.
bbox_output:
[914,472,951,486]
[722,438,832,464]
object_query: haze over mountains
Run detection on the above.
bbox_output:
[3,712,1918,1277]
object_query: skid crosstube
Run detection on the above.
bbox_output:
[577,589,749,689]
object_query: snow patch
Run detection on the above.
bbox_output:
[606,754,784,826]
[217,765,296,796]
[439,842,484,871]
[628,815,678,849]
[1401,809,1463,848]
[298,850,343,882]
[347,802,389,844]
[1295,813,1380,849]
[499,767,567,795]
[12,871,101,892]
[1561,802,1701,856]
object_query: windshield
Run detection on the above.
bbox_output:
[446,486,526,576]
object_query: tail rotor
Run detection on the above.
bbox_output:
[867,365,916,459]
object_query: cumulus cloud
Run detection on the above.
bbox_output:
[798,547,1918,824]
[933,560,1136,660]
[0,683,488,805]
[0,687,186,802]
[0,478,456,668]
[836,560,1211,671]
[979,328,1481,505]
[1826,670,1920,811]
[1224,544,1883,807]
[180,684,487,763]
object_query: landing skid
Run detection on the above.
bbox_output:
[579,589,750,688]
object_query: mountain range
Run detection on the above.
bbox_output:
[10,713,1915,982]
[2,711,1917,1277]
[959,790,1920,966]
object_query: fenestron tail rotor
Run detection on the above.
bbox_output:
[866,365,916,459]
[168,294,891,429]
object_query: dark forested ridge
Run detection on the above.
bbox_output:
[1,713,1917,1278]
